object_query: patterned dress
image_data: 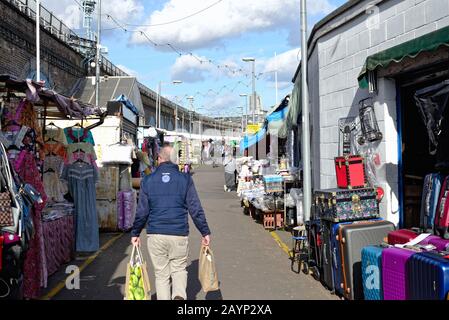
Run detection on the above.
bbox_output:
[17,151,48,299]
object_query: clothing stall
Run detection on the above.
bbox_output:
[0,75,105,299]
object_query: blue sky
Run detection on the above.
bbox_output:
[42,0,347,117]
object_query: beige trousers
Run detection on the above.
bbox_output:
[147,234,189,300]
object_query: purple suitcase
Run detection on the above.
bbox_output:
[419,235,449,251]
[382,247,416,300]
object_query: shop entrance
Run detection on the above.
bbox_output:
[398,60,449,228]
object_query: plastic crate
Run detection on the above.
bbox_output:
[263,212,284,229]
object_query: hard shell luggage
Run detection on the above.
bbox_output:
[420,174,443,233]
[382,247,416,300]
[435,176,449,239]
[407,251,449,300]
[361,245,387,300]
[321,221,334,291]
[331,221,352,295]
[419,235,449,251]
[314,188,379,223]
[334,155,367,189]
[387,229,418,245]
[339,220,395,300]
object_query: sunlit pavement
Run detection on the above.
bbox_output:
[42,165,337,300]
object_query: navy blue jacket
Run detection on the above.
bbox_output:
[131,162,211,237]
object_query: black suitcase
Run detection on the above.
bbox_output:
[338,220,394,300]
[321,220,335,292]
[305,219,322,280]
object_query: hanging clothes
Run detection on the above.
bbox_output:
[43,156,67,203]
[44,127,68,145]
[66,143,97,160]
[64,127,95,145]
[16,150,48,299]
[61,162,99,252]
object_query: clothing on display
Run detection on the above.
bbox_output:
[64,127,95,145]
[61,162,99,252]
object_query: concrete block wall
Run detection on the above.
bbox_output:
[311,0,449,223]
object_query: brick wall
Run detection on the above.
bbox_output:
[309,0,449,223]
[0,0,87,95]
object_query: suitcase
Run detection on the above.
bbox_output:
[314,188,379,223]
[382,247,416,300]
[331,221,352,295]
[420,174,443,233]
[407,251,449,300]
[435,176,449,239]
[419,235,449,251]
[339,220,395,300]
[306,219,322,276]
[321,221,334,291]
[387,229,418,245]
[334,155,367,189]
[361,245,387,300]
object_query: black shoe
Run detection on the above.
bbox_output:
[173,296,185,300]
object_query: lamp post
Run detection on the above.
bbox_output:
[239,93,248,131]
[242,58,256,124]
[95,0,101,107]
[36,0,40,82]
[187,96,194,140]
[157,80,182,129]
[237,106,244,136]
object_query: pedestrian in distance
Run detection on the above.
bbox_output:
[223,151,236,192]
[131,144,211,300]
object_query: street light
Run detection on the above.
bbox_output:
[187,96,194,139]
[237,106,244,136]
[239,93,249,130]
[157,80,182,129]
[242,57,256,124]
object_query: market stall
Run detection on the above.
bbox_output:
[0,74,105,299]
[237,95,302,231]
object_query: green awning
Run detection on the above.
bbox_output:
[278,75,301,138]
[358,25,449,89]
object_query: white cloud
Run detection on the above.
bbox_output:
[262,48,301,83]
[170,47,301,85]
[204,93,240,113]
[41,0,144,31]
[170,55,215,83]
[131,0,336,50]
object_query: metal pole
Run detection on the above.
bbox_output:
[252,61,256,124]
[95,0,101,107]
[275,52,279,104]
[36,0,40,82]
[301,0,311,223]
[245,96,248,130]
[157,81,162,128]
[175,104,178,134]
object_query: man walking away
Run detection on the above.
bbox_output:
[223,152,236,192]
[131,144,211,300]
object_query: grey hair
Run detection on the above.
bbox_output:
[159,144,178,163]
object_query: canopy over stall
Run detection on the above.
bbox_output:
[0,74,105,120]
[358,25,449,90]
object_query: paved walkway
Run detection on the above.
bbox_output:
[42,165,336,300]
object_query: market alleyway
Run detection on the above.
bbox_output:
[41,166,336,300]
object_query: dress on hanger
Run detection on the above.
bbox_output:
[64,127,95,145]
[61,162,99,252]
